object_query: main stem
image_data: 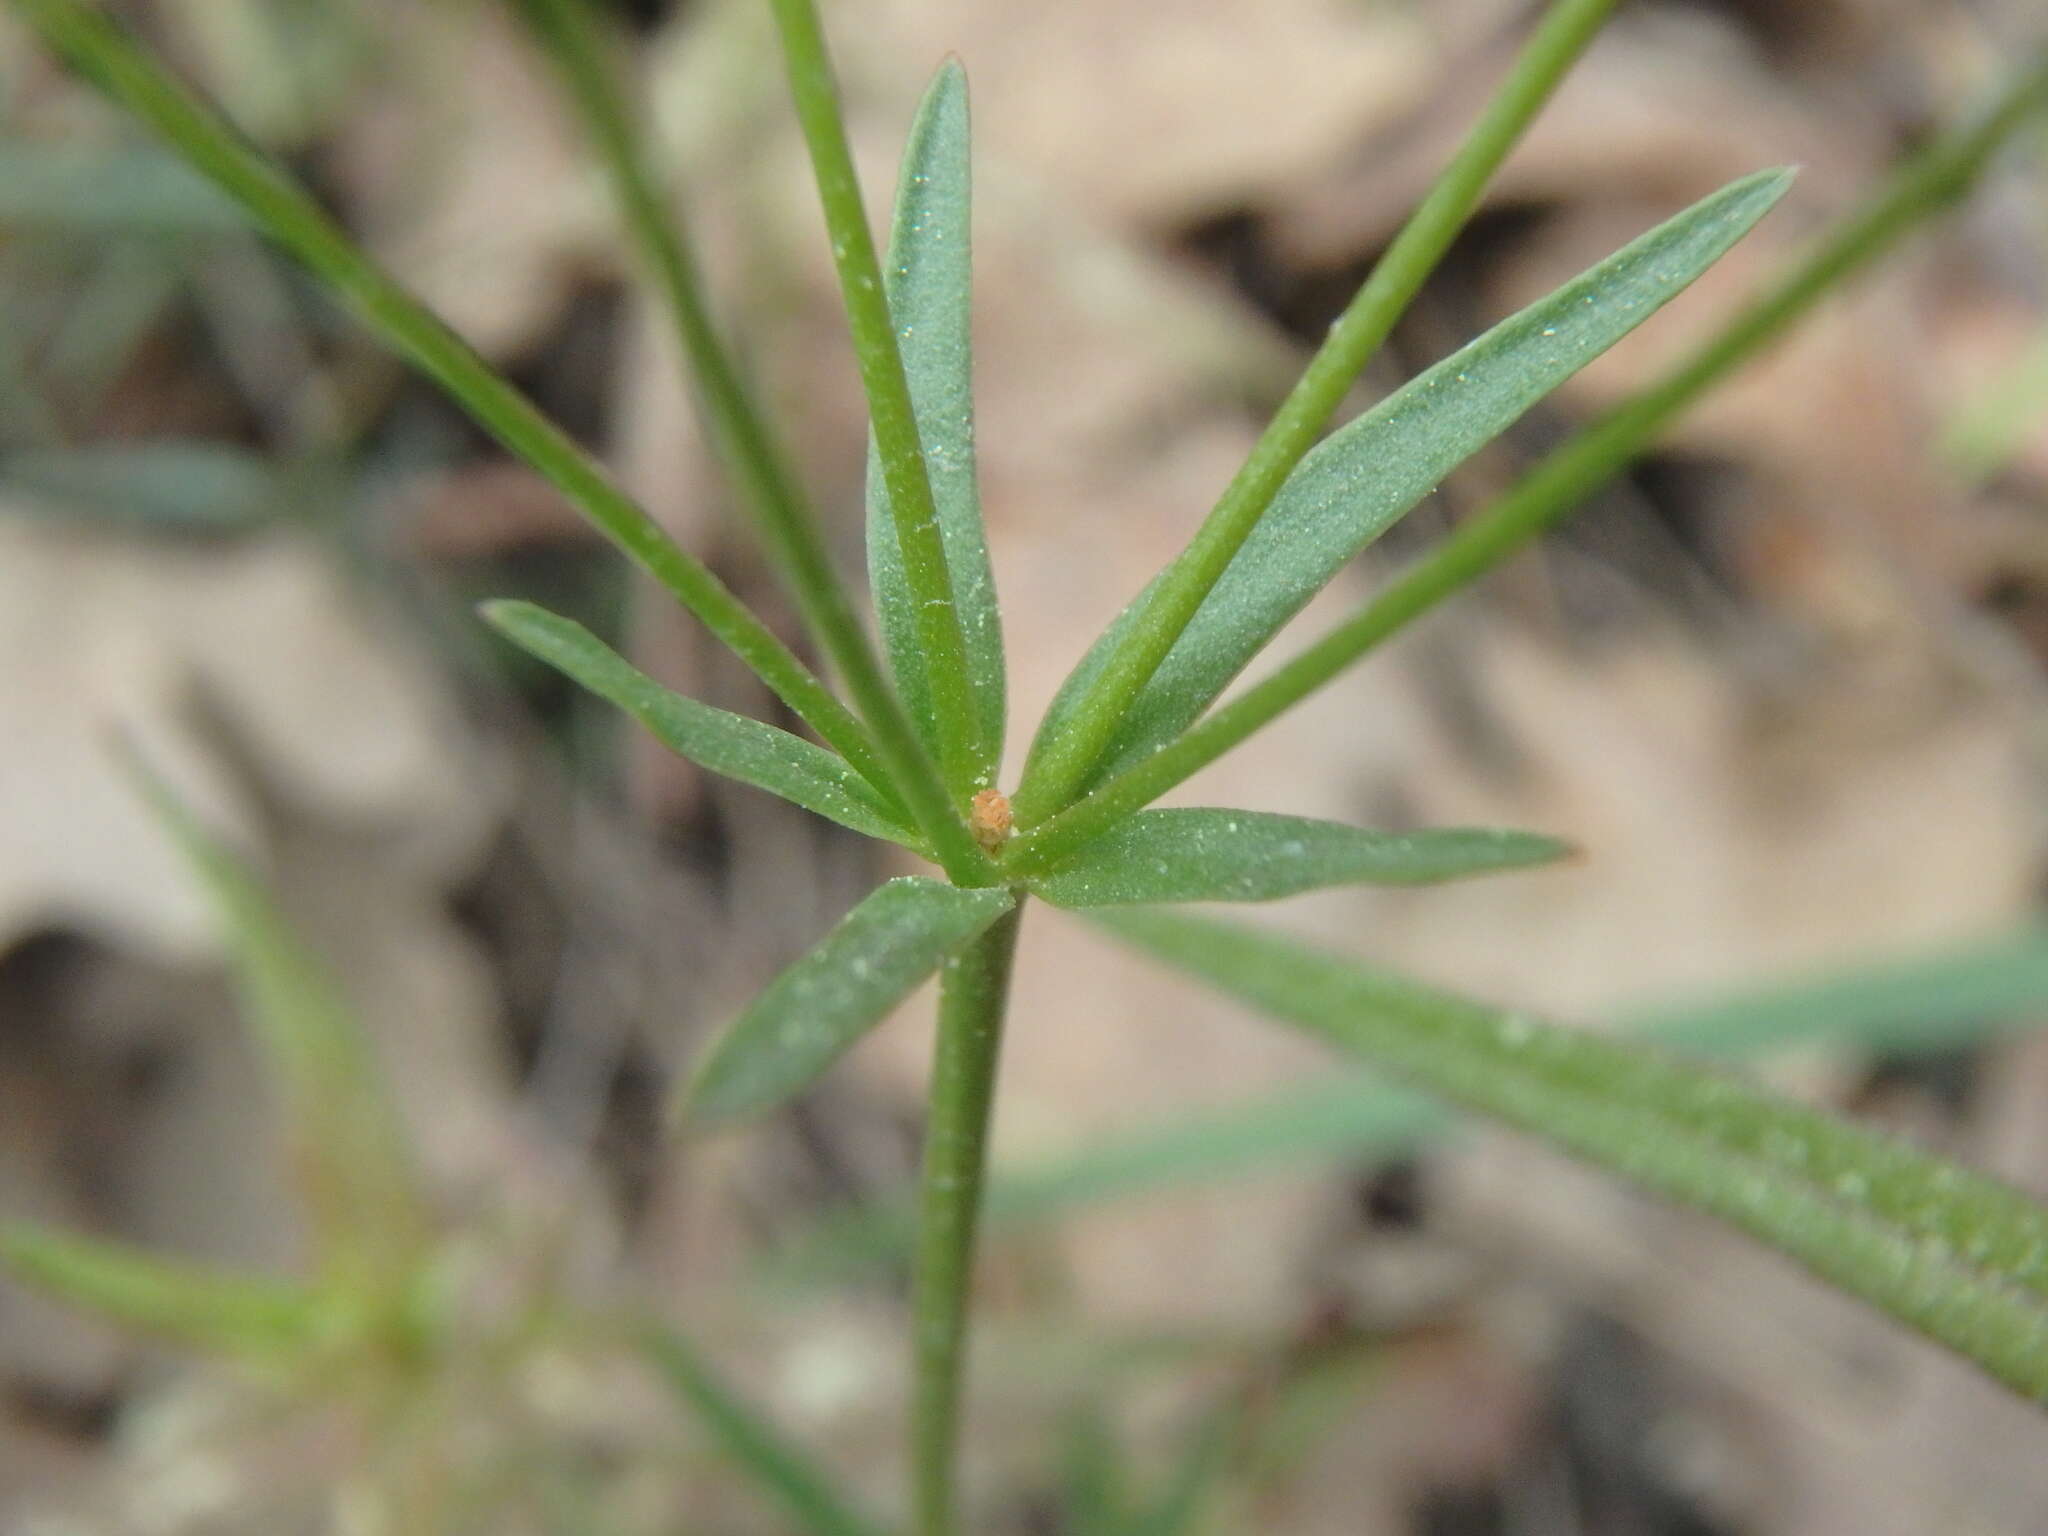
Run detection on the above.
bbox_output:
[909,903,1025,1536]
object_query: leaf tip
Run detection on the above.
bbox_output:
[671,1030,760,1138]
[664,1084,713,1139]
[914,53,969,136]
[475,597,537,633]
[1748,164,1800,205]
[669,1066,724,1137]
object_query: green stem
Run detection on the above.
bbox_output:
[639,1324,889,1536]
[1009,0,1619,826]
[1008,46,2048,878]
[0,1223,325,1364]
[513,0,1005,870]
[908,902,1024,1536]
[8,0,892,790]
[766,0,987,802]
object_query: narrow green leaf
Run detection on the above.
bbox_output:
[640,1325,888,1536]
[510,0,987,873]
[1008,0,1622,825]
[482,601,921,850]
[0,1224,324,1362]
[1096,908,2048,1401]
[0,142,249,231]
[1029,169,1793,791]
[5,440,285,533]
[1029,921,2048,1221]
[685,878,1015,1126]
[1029,810,1569,908]
[10,0,899,805]
[772,923,2048,1284]
[1008,50,2048,878]
[123,750,426,1268]
[767,0,986,799]
[868,60,1005,782]
[1639,921,2048,1060]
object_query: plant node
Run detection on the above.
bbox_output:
[970,789,1013,855]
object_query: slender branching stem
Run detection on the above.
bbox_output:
[1006,46,2048,878]
[6,0,906,795]
[767,0,989,804]
[909,904,1024,1536]
[1008,0,1620,825]
[515,0,1004,873]
[640,1325,889,1536]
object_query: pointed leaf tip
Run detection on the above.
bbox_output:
[866,53,1005,786]
[1,1223,323,1362]
[1028,165,1797,790]
[683,878,1016,1127]
[482,600,922,848]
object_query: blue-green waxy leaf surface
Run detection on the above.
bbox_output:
[7,441,285,532]
[482,601,919,848]
[1028,809,1569,907]
[686,878,1015,1126]
[1028,168,1793,790]
[867,59,1005,783]
[0,143,250,231]
[1094,906,2048,1403]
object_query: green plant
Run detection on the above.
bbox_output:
[8,1,2048,1533]
[3,752,889,1533]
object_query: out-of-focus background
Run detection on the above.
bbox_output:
[3,0,2048,1530]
